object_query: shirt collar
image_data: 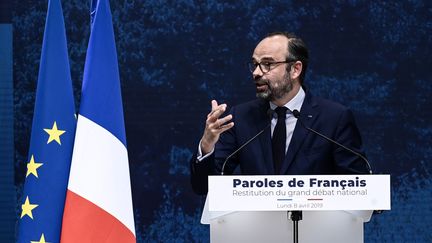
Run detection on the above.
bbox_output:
[269,87,305,113]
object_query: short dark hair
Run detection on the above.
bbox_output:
[265,32,309,84]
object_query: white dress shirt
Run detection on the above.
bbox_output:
[269,87,305,152]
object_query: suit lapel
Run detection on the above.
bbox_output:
[280,93,319,174]
[254,101,273,174]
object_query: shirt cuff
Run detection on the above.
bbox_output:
[197,140,214,162]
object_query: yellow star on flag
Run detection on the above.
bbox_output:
[20,196,38,219]
[31,234,50,243]
[43,121,66,145]
[26,155,43,178]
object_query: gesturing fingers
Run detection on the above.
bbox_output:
[217,121,234,133]
[201,101,235,154]
[207,103,227,122]
[209,114,233,131]
[211,100,218,111]
[205,100,234,136]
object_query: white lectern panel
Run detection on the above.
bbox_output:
[210,210,366,243]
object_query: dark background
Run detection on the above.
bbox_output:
[10,0,432,242]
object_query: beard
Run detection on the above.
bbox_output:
[255,72,293,101]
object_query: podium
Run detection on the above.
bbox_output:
[202,199,372,243]
[202,175,390,243]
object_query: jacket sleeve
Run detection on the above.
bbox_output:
[190,151,215,195]
[189,106,239,195]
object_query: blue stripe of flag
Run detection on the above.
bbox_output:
[79,0,126,146]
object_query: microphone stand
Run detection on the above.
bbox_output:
[292,109,372,174]
[220,109,274,175]
[220,124,270,175]
[288,211,302,243]
[284,109,372,243]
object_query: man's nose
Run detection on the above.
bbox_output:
[253,65,263,80]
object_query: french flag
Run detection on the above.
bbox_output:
[61,0,135,242]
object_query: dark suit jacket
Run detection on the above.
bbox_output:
[190,93,369,194]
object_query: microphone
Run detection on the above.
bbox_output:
[291,109,373,174]
[221,109,274,175]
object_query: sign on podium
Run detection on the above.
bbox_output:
[202,175,390,243]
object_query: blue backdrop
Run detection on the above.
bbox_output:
[12,0,431,242]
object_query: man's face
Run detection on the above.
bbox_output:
[252,36,294,101]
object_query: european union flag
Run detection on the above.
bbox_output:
[17,0,76,242]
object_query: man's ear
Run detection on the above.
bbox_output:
[290,61,303,80]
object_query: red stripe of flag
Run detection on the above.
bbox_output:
[61,191,135,243]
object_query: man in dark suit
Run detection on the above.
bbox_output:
[190,32,369,195]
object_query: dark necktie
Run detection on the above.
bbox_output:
[272,107,287,174]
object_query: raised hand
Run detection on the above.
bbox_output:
[200,100,234,155]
